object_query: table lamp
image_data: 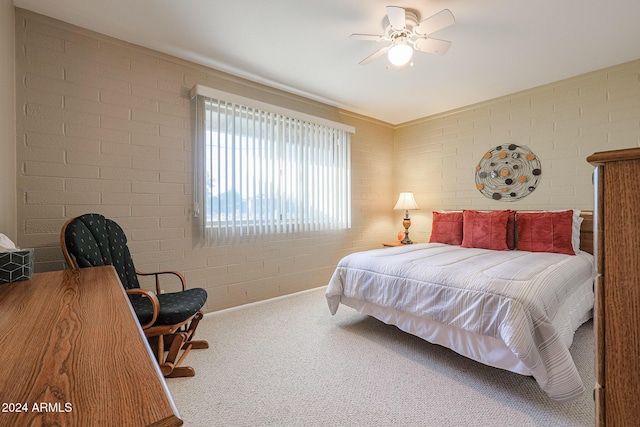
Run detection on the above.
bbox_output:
[394,192,419,244]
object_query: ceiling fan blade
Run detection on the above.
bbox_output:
[415,9,455,36]
[386,6,406,31]
[359,46,390,65]
[350,33,386,42]
[413,37,452,55]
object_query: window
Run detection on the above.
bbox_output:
[192,86,352,239]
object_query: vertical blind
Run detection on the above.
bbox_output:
[193,93,352,239]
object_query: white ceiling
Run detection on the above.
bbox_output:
[13,0,640,125]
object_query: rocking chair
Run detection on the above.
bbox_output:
[60,213,208,378]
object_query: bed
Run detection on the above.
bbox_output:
[326,209,595,402]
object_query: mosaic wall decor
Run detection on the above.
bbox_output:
[475,144,541,201]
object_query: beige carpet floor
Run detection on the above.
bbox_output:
[167,287,594,426]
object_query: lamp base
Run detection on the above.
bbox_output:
[400,229,412,245]
[400,213,413,244]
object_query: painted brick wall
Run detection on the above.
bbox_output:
[394,60,640,241]
[14,9,395,311]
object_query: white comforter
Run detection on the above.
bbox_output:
[326,243,595,402]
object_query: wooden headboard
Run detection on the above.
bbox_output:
[579,210,594,255]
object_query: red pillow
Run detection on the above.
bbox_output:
[516,210,575,255]
[461,210,510,250]
[429,211,463,245]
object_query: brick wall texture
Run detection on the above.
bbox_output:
[393,61,640,241]
[14,9,394,311]
[14,8,640,311]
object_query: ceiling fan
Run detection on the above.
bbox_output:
[351,6,455,69]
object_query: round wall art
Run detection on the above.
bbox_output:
[475,144,541,201]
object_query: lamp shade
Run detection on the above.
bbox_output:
[394,192,419,210]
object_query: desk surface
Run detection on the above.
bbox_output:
[0,266,183,427]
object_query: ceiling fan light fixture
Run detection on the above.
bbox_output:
[352,7,454,69]
[388,43,413,67]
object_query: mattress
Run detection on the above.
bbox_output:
[326,243,595,402]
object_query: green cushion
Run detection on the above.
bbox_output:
[131,288,208,326]
[64,213,139,289]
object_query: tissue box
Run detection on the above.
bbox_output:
[0,249,34,284]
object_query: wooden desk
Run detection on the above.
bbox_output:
[0,266,183,426]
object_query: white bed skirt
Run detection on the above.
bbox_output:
[337,275,593,376]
